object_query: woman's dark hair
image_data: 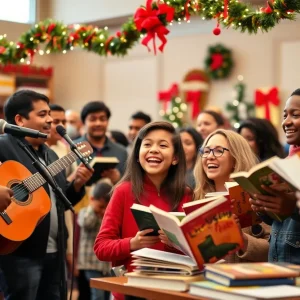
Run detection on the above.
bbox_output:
[238,117,285,161]
[116,121,188,211]
[80,101,111,123]
[110,130,129,147]
[92,181,112,203]
[200,110,225,126]
[291,89,300,97]
[179,127,204,164]
[4,90,49,125]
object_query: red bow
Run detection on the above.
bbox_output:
[210,53,223,70]
[186,91,202,119]
[134,0,174,54]
[255,87,280,120]
[158,83,179,110]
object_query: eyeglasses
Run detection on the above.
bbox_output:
[199,146,229,158]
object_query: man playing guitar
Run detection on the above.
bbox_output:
[0,186,12,212]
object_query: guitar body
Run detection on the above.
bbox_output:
[0,161,51,255]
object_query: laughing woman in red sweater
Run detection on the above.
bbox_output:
[94,121,192,299]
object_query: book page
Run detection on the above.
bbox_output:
[149,205,195,260]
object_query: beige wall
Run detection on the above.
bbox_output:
[50,0,144,23]
[50,19,300,133]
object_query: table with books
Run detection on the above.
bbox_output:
[90,276,202,300]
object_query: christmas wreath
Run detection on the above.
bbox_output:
[204,44,233,80]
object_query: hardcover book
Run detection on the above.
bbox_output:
[230,154,300,221]
[149,196,244,269]
[86,156,120,186]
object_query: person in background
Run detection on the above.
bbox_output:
[75,101,128,187]
[196,110,225,140]
[46,104,76,283]
[0,90,92,300]
[238,117,285,161]
[250,88,300,265]
[77,181,112,300]
[127,111,151,152]
[94,121,192,300]
[194,129,270,263]
[66,109,83,140]
[108,130,129,148]
[179,127,203,189]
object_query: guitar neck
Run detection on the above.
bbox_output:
[23,152,77,193]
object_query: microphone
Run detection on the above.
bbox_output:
[56,125,93,172]
[0,119,48,139]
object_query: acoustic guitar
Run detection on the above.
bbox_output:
[0,141,93,255]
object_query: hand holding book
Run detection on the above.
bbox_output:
[130,229,160,251]
[249,185,297,218]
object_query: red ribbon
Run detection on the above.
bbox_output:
[210,53,223,70]
[184,0,191,21]
[134,0,174,54]
[186,91,202,119]
[158,83,179,110]
[255,87,280,120]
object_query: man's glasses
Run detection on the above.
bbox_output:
[199,146,229,158]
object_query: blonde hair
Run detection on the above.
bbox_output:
[194,129,259,199]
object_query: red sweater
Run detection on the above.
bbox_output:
[94,177,191,272]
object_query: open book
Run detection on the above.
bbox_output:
[183,183,261,228]
[230,154,300,221]
[149,196,244,269]
[130,203,185,236]
[86,156,119,186]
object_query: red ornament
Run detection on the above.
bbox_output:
[116,31,122,38]
[213,26,221,35]
[264,5,273,13]
[0,46,6,54]
[210,53,223,70]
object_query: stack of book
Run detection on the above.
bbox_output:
[125,248,203,291]
[189,262,300,299]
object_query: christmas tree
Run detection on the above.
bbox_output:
[226,76,254,129]
[159,96,187,128]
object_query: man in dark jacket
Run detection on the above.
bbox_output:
[0,90,93,300]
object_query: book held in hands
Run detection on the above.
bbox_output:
[86,156,119,186]
[149,196,244,269]
[230,154,300,221]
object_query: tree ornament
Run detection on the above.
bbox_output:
[213,25,221,36]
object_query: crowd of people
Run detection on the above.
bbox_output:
[0,88,300,300]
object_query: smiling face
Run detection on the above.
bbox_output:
[15,100,52,148]
[139,129,177,184]
[202,134,235,184]
[196,112,219,140]
[282,95,300,145]
[84,111,109,141]
[180,131,197,168]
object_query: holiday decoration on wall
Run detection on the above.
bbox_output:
[0,1,300,64]
[226,76,254,128]
[255,86,280,127]
[158,83,187,128]
[181,69,210,119]
[204,44,233,80]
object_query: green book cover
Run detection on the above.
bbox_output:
[131,204,160,236]
[230,157,296,222]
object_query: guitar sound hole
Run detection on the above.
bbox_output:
[11,183,29,203]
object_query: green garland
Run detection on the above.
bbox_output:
[204,44,233,79]
[0,0,299,64]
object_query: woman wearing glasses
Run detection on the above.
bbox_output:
[194,129,270,263]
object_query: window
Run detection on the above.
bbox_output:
[0,0,36,24]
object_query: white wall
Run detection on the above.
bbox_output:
[50,0,145,23]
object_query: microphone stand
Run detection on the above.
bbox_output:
[17,139,73,300]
